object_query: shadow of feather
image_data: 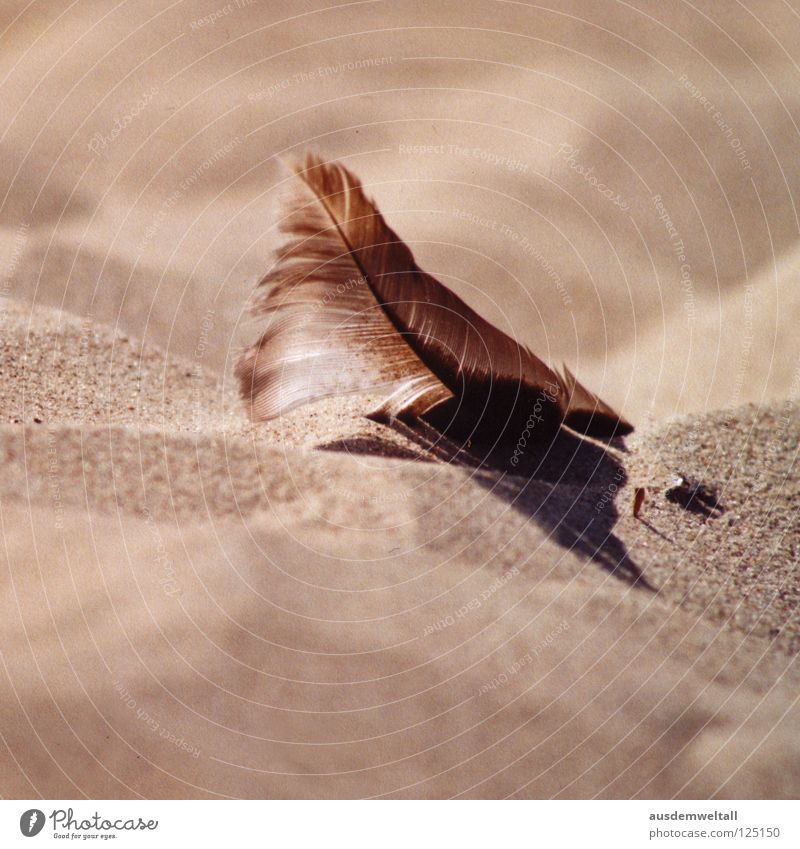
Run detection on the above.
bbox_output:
[465,426,653,591]
[483,464,654,591]
[320,422,652,591]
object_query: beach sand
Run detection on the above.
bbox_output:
[1,299,798,798]
[1,0,799,799]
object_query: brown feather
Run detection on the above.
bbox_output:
[560,364,634,438]
[237,152,633,447]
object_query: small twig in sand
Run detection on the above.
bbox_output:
[633,486,646,519]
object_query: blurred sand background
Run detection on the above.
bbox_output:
[1,0,799,798]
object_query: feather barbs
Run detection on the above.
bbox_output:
[237,152,633,448]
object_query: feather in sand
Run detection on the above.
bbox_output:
[237,152,632,449]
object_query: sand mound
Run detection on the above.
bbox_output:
[2,0,800,798]
[0,301,798,797]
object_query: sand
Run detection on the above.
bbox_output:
[1,298,798,799]
[1,0,799,799]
